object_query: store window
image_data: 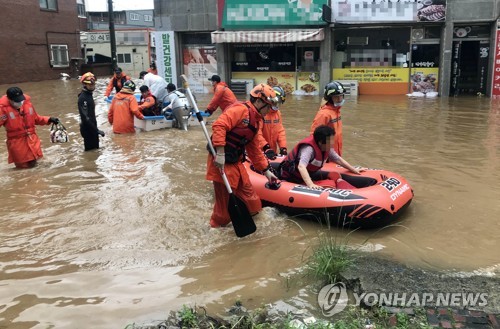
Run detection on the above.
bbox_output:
[411,44,440,68]
[231,43,295,72]
[333,28,411,68]
[297,46,320,72]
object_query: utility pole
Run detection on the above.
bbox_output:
[107,0,117,70]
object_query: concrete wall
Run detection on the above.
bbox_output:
[447,0,499,22]
[154,0,218,32]
[0,0,83,84]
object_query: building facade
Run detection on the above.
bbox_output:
[0,0,86,84]
[86,10,155,30]
[153,0,500,97]
[82,29,154,79]
[83,8,156,78]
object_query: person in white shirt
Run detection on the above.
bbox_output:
[139,71,168,105]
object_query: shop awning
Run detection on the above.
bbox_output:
[211,29,324,43]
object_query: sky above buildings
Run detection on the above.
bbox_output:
[85,0,154,12]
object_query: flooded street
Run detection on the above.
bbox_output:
[0,78,499,328]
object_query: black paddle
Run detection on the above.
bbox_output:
[180,75,256,238]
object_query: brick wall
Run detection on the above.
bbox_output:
[0,0,85,85]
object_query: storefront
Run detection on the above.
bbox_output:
[212,30,324,95]
[450,25,491,96]
[327,0,446,95]
[210,0,328,95]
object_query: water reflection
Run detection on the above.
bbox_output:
[0,79,499,328]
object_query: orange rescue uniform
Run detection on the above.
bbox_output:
[258,110,287,152]
[105,72,132,97]
[108,92,145,134]
[206,82,237,115]
[138,92,158,116]
[206,101,270,227]
[310,103,343,156]
[0,94,50,166]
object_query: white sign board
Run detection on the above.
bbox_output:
[154,31,177,84]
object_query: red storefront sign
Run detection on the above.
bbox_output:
[492,28,500,97]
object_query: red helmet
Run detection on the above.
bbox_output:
[80,72,96,84]
[250,83,279,107]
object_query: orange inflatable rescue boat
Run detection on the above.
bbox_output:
[247,157,414,228]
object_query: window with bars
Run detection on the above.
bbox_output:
[117,53,132,64]
[40,0,57,11]
[50,45,69,67]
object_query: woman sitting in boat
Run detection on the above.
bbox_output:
[279,125,365,189]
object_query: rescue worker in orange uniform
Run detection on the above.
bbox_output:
[104,67,131,98]
[204,75,237,116]
[0,87,59,168]
[138,85,160,116]
[310,81,345,156]
[207,83,279,228]
[258,86,288,160]
[108,80,145,134]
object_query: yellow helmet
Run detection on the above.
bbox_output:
[80,72,96,84]
[250,83,279,107]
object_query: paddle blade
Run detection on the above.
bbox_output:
[228,194,256,238]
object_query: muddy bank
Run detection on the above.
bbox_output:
[342,254,500,314]
[129,253,499,328]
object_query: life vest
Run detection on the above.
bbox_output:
[113,76,128,92]
[2,105,37,139]
[140,94,160,116]
[210,103,258,163]
[280,135,328,181]
[170,90,190,110]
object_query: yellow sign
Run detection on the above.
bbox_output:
[333,68,409,83]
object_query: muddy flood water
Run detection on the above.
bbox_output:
[0,78,499,328]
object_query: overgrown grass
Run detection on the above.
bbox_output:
[178,305,198,328]
[331,305,433,329]
[306,232,358,284]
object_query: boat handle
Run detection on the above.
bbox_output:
[265,181,281,190]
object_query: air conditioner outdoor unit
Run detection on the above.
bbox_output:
[412,28,425,41]
[347,36,369,46]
